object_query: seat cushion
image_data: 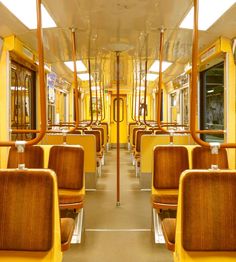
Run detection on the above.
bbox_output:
[61,218,74,251]
[59,189,84,204]
[162,218,176,251]
[152,194,178,205]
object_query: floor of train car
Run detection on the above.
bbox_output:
[63,148,172,262]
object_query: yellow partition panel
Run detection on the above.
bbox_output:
[41,134,65,145]
[141,134,192,174]
[66,134,96,174]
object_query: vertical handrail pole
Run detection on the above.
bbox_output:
[131,59,136,121]
[116,51,120,206]
[156,29,167,133]
[67,28,80,133]
[27,0,46,145]
[95,57,99,123]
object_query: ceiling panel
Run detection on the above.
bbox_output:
[0,0,235,84]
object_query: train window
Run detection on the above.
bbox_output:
[200,62,224,142]
[181,87,189,126]
[10,60,36,141]
[55,89,67,123]
[170,92,177,123]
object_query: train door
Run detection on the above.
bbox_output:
[10,59,36,140]
[110,94,127,146]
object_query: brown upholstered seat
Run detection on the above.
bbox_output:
[192,146,228,169]
[132,127,145,148]
[181,171,236,251]
[100,122,109,142]
[7,145,44,168]
[92,127,105,147]
[60,218,75,251]
[84,130,101,153]
[135,130,153,154]
[48,145,84,210]
[152,194,178,205]
[0,169,54,252]
[162,218,176,251]
[152,146,189,211]
[0,169,74,260]
[128,122,136,142]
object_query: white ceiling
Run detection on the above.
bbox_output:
[0,0,236,85]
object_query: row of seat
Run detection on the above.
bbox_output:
[161,169,236,261]
[152,145,228,212]
[128,124,192,179]
[148,141,236,260]
[0,144,85,261]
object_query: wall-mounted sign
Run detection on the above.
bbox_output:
[200,46,216,63]
[47,72,57,103]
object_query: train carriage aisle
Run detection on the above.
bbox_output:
[63,147,172,262]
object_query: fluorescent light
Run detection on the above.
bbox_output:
[91,86,100,91]
[0,0,57,29]
[207,89,214,93]
[35,61,51,72]
[64,61,87,72]
[78,73,93,81]
[149,60,172,72]
[138,86,145,91]
[143,74,158,81]
[179,0,236,31]
[11,86,27,91]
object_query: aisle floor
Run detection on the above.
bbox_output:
[63,148,173,262]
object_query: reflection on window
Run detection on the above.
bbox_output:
[200,62,224,142]
[170,93,177,123]
[181,88,189,126]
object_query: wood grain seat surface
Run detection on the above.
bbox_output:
[182,171,236,251]
[162,218,176,251]
[136,130,153,153]
[192,146,228,169]
[153,146,189,189]
[84,130,101,153]
[48,145,84,190]
[0,169,53,252]
[60,218,74,251]
[7,145,44,168]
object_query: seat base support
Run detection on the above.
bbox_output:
[153,208,165,244]
[71,208,84,244]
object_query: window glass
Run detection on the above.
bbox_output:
[200,62,224,142]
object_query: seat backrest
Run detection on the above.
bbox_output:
[192,146,228,169]
[132,127,145,146]
[153,146,189,189]
[128,122,136,139]
[7,145,44,168]
[41,134,64,145]
[92,127,104,146]
[180,170,236,252]
[48,145,84,190]
[84,130,101,152]
[0,169,60,253]
[136,130,153,153]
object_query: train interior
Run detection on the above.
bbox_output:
[0,0,236,261]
